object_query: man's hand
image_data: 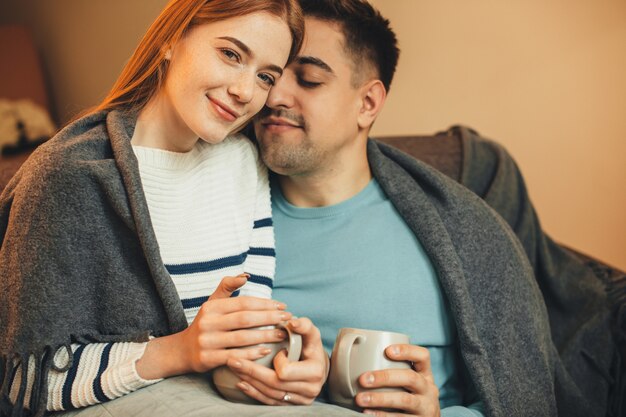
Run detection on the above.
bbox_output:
[355,344,440,417]
[225,317,329,405]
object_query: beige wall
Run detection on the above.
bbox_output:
[2,0,624,269]
[369,0,626,270]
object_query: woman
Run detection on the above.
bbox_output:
[0,0,306,414]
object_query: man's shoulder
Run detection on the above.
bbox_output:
[369,126,522,202]
[367,134,519,245]
[452,126,520,196]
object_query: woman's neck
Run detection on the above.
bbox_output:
[131,94,197,152]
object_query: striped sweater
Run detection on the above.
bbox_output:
[9,135,276,411]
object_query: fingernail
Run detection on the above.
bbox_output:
[237,381,249,391]
[275,302,287,310]
[230,360,242,369]
[275,330,287,339]
[280,312,291,320]
[390,345,400,356]
[363,372,374,386]
[360,393,371,404]
[260,348,272,355]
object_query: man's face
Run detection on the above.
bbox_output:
[254,18,366,177]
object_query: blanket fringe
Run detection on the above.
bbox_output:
[0,344,72,417]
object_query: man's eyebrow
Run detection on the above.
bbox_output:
[295,56,334,74]
[218,36,283,75]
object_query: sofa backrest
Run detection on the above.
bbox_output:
[374,133,461,182]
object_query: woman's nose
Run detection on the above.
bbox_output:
[227,72,255,104]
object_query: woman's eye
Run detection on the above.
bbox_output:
[258,73,276,86]
[221,49,241,63]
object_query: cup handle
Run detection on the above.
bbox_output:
[336,332,364,398]
[278,321,302,362]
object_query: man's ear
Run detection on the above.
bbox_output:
[357,79,386,130]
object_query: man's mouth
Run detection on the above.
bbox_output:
[208,97,240,122]
[261,116,302,129]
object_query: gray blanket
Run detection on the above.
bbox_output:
[0,111,188,416]
[368,139,613,417]
[0,111,614,416]
[453,127,619,415]
[52,375,363,417]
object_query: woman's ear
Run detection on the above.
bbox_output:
[357,79,387,130]
[161,42,173,60]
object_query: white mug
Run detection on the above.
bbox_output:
[212,321,302,404]
[328,327,411,411]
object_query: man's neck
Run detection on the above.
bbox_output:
[276,141,372,208]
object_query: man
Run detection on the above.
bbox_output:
[226,0,617,416]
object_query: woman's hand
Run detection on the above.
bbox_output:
[208,274,249,300]
[225,317,329,405]
[136,274,291,379]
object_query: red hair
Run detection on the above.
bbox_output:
[92,0,303,115]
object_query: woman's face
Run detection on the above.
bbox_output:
[148,12,292,151]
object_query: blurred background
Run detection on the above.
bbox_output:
[1,0,624,269]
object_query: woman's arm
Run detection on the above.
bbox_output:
[10,342,159,412]
[136,288,291,380]
[9,276,290,412]
[240,149,276,299]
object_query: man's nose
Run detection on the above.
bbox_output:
[227,71,255,104]
[265,73,296,109]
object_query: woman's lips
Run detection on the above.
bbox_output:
[208,97,239,122]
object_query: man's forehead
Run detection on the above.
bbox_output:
[291,18,349,73]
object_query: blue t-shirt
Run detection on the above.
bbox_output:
[271,178,484,416]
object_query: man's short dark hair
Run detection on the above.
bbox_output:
[300,0,400,92]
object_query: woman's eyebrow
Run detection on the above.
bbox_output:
[217,36,283,75]
[218,36,251,55]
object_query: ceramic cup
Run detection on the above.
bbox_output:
[328,327,411,410]
[212,321,302,404]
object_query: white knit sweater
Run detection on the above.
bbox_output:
[10,135,276,411]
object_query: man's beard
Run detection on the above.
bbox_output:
[255,109,321,176]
